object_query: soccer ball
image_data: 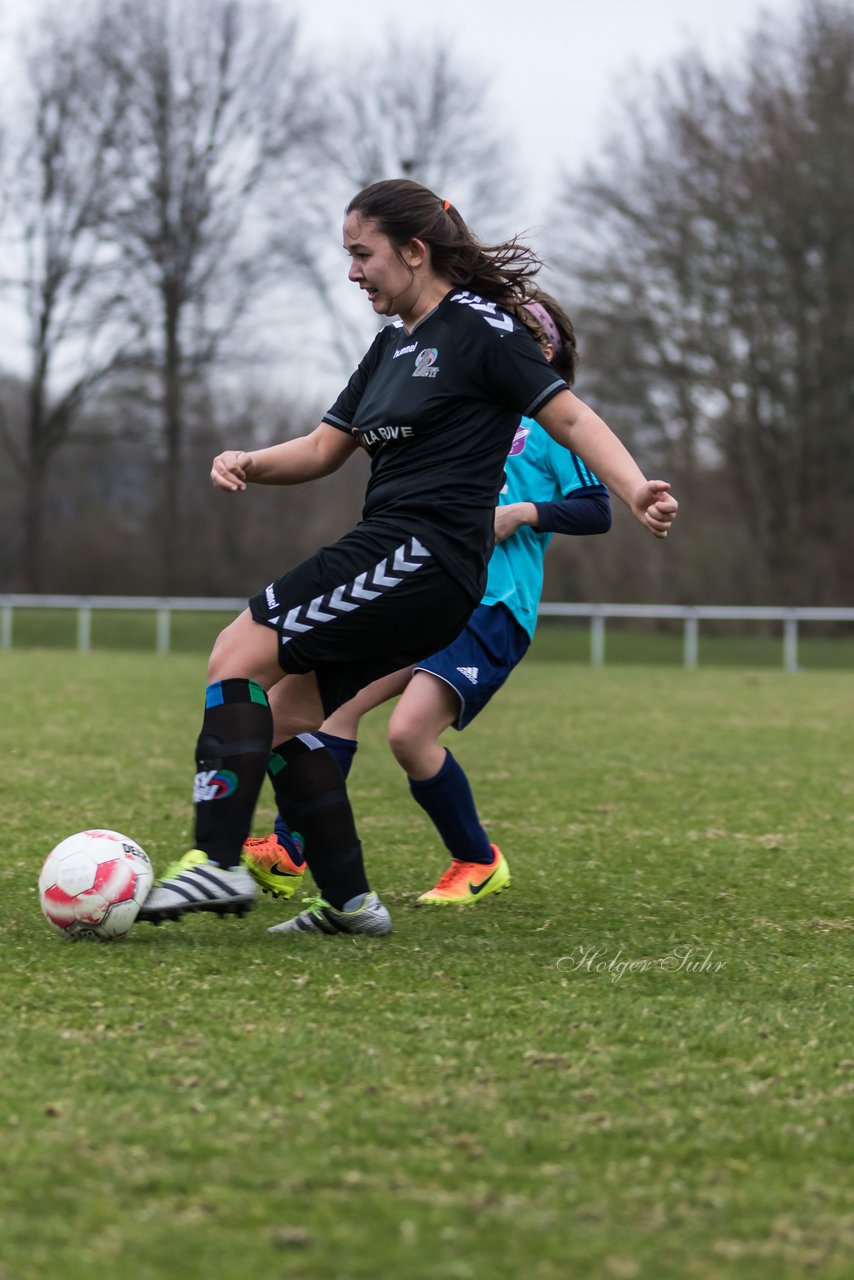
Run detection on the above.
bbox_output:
[38,830,153,941]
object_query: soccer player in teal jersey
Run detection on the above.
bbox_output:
[244,292,612,913]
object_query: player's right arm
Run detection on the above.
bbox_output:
[535,391,677,538]
[211,423,359,492]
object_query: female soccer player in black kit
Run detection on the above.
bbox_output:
[139,179,677,935]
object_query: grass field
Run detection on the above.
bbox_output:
[2,651,853,1280]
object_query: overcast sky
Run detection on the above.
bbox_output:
[0,0,805,233]
[0,0,808,220]
[0,0,805,392]
[294,0,802,227]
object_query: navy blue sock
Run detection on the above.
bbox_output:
[316,730,358,778]
[408,749,494,864]
[269,820,306,866]
[273,731,358,855]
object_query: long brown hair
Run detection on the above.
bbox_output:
[346,179,542,309]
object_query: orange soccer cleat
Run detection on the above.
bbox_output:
[415,845,511,906]
[242,833,306,900]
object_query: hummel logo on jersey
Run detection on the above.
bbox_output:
[265,584,277,610]
[457,666,479,684]
[413,347,439,378]
[394,341,417,359]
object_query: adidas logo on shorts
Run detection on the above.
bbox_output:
[457,666,479,684]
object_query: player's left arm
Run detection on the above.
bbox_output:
[534,390,677,538]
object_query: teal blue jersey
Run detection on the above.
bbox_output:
[480,418,604,639]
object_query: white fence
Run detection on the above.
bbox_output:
[538,602,854,672]
[2,594,854,671]
[0,594,245,657]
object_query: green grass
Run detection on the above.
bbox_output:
[1,652,853,1280]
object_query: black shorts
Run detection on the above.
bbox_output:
[249,528,474,716]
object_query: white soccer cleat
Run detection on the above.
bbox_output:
[137,850,256,924]
[268,891,391,936]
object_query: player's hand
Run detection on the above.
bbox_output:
[632,481,678,538]
[494,502,536,543]
[211,450,253,492]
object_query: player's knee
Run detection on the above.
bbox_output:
[387,715,422,772]
[207,611,279,686]
[207,626,238,681]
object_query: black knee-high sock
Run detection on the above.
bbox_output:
[193,679,273,868]
[272,730,358,853]
[268,734,368,909]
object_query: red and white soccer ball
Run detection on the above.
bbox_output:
[38,830,153,941]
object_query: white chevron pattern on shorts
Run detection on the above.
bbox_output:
[329,585,359,611]
[273,538,432,643]
[393,543,426,572]
[350,572,382,601]
[283,606,312,633]
[372,564,403,588]
[306,596,336,622]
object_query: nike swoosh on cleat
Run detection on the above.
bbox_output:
[469,869,498,895]
[269,862,300,878]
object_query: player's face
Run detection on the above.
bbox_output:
[343,213,419,319]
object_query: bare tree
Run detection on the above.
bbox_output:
[275,33,523,376]
[1,6,140,590]
[23,377,367,594]
[90,0,323,592]
[549,0,854,604]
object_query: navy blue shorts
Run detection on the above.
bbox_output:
[414,602,530,730]
[249,528,474,717]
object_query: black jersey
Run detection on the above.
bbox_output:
[323,289,568,600]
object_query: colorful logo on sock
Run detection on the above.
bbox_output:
[193,769,238,803]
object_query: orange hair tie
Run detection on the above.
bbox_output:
[442,199,451,211]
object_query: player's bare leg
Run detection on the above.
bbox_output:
[389,673,511,905]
